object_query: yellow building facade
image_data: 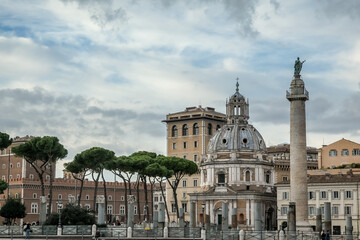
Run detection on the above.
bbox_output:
[162,106,226,222]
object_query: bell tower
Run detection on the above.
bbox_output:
[226,79,249,125]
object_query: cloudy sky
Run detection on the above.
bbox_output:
[1,0,360,177]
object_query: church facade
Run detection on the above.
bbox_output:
[189,82,277,230]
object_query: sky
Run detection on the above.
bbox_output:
[0,0,360,178]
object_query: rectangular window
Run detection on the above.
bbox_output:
[172,143,176,149]
[309,191,315,200]
[320,191,327,199]
[281,206,288,215]
[345,191,352,199]
[31,203,38,214]
[282,176,288,182]
[154,196,159,202]
[329,150,337,156]
[309,206,315,215]
[320,206,324,215]
[282,192,289,200]
[182,180,187,187]
[345,206,352,215]
[183,142,187,149]
[333,191,339,199]
[193,179,198,187]
[107,205,113,214]
[194,155,198,162]
[332,206,339,215]
[194,141,198,148]
[183,192,186,198]
[341,149,349,156]
[353,149,360,156]
[171,203,176,213]
[182,203,188,213]
[120,205,125,215]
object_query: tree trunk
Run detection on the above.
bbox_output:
[101,172,108,223]
[92,172,101,212]
[135,176,141,222]
[119,174,128,222]
[77,177,85,206]
[167,179,180,219]
[149,178,155,220]
[48,162,54,217]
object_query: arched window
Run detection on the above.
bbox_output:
[171,126,178,137]
[245,171,250,182]
[239,214,245,224]
[265,171,271,184]
[29,174,34,180]
[182,124,188,136]
[208,124,212,135]
[193,123,199,135]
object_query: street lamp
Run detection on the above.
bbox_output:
[57,201,63,227]
[201,202,205,228]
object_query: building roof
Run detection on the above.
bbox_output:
[267,143,317,154]
[162,105,226,123]
[321,138,360,149]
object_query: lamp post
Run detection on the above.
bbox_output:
[201,202,205,229]
[57,201,63,227]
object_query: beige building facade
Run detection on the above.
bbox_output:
[162,106,226,222]
[317,138,360,169]
[277,169,360,234]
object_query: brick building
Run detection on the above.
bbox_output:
[0,136,151,225]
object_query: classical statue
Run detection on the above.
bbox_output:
[294,57,306,75]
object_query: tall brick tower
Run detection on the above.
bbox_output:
[286,57,311,229]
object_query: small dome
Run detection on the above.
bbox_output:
[207,124,266,153]
[231,91,244,99]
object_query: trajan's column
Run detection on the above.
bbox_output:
[286,57,311,229]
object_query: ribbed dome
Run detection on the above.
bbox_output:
[207,124,267,153]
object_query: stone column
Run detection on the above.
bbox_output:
[287,202,296,240]
[251,199,255,226]
[158,202,165,229]
[286,73,310,230]
[231,208,237,229]
[96,195,105,225]
[205,201,210,230]
[153,210,158,229]
[190,201,196,228]
[246,200,250,225]
[222,202,229,231]
[254,201,262,231]
[179,208,185,227]
[346,216,353,240]
[39,196,47,225]
[315,207,322,233]
[127,195,135,228]
[324,202,331,234]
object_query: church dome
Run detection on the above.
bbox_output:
[207,124,266,153]
[207,80,267,154]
